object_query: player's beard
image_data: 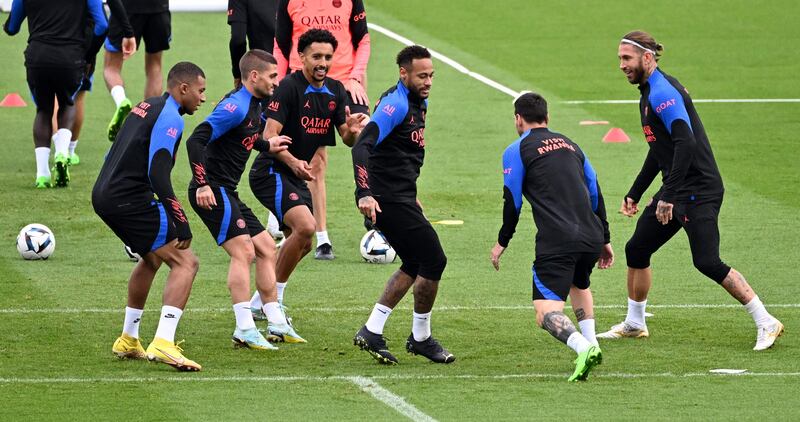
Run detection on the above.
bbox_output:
[630,58,646,85]
[312,65,328,82]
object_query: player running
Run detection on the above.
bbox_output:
[186,50,303,349]
[92,62,206,371]
[598,31,783,351]
[247,29,367,326]
[104,0,173,142]
[4,0,108,188]
[351,46,455,365]
[490,92,614,381]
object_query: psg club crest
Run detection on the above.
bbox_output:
[328,100,336,111]
[332,0,342,7]
[236,219,246,229]
[289,192,300,201]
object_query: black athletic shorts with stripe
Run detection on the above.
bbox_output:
[93,200,177,256]
[531,252,599,302]
[26,65,84,113]
[189,186,265,246]
[106,11,171,54]
[374,200,447,281]
[249,169,313,230]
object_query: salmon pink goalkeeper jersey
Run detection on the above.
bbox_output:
[274,0,370,82]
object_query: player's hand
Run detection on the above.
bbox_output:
[490,243,506,271]
[289,159,314,181]
[619,197,639,217]
[175,238,192,250]
[345,106,370,134]
[344,78,369,106]
[598,243,615,269]
[121,37,137,60]
[196,185,216,210]
[655,200,673,225]
[358,195,382,225]
[267,135,291,153]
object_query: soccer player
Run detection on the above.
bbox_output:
[598,31,784,350]
[490,92,614,381]
[248,29,367,324]
[351,45,455,365]
[104,0,172,142]
[186,50,304,349]
[52,0,137,166]
[227,0,277,88]
[274,0,372,260]
[3,0,108,188]
[92,62,206,371]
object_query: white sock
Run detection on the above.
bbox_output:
[111,85,127,107]
[263,301,288,325]
[53,128,72,156]
[34,147,50,178]
[249,290,263,310]
[154,305,183,343]
[744,296,773,327]
[233,302,256,330]
[412,311,432,341]
[122,307,144,338]
[276,282,287,303]
[625,298,647,328]
[69,140,78,156]
[316,231,330,246]
[365,303,393,335]
[566,331,592,354]
[578,319,598,346]
[267,212,281,233]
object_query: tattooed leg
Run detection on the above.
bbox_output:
[721,269,756,305]
[541,311,579,345]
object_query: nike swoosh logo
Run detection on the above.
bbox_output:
[156,347,185,365]
[377,310,388,314]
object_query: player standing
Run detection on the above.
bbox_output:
[248,29,367,326]
[3,0,108,188]
[351,46,454,365]
[598,31,784,350]
[274,0,372,260]
[490,92,614,381]
[227,0,277,88]
[104,0,172,142]
[92,62,206,371]
[186,50,304,349]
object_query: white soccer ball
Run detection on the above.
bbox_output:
[360,229,397,264]
[16,223,55,260]
[124,245,141,262]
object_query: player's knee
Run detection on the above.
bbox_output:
[233,245,256,265]
[293,218,316,239]
[692,256,730,283]
[625,239,651,269]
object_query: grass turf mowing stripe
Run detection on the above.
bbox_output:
[2,372,800,384]
[348,376,438,422]
[1,303,798,314]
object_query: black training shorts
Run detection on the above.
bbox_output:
[106,11,171,54]
[531,252,599,302]
[189,186,265,246]
[94,200,177,256]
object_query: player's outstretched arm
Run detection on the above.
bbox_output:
[338,106,369,146]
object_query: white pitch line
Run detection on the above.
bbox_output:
[2,372,800,385]
[348,376,438,422]
[368,23,800,105]
[1,303,799,314]
[564,99,800,104]
[367,23,519,97]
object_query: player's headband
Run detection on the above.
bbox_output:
[621,38,656,55]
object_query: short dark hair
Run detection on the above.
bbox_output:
[297,29,338,54]
[167,61,205,88]
[239,49,277,77]
[514,92,547,124]
[396,45,431,69]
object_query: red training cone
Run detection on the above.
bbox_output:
[602,127,630,143]
[0,93,27,107]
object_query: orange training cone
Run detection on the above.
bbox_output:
[0,93,27,107]
[602,127,630,143]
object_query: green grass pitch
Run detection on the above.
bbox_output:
[1,1,799,419]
